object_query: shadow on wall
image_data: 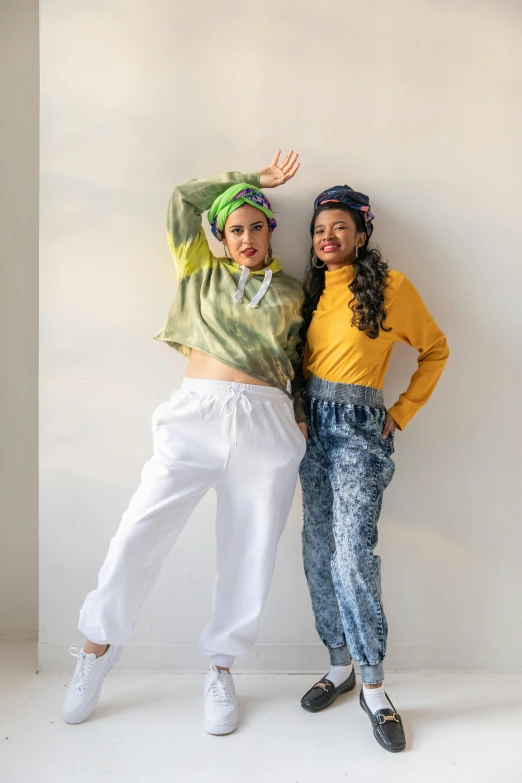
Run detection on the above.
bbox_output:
[372,207,520,670]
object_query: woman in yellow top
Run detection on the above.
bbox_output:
[298,185,449,753]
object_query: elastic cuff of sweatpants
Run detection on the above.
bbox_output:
[209,654,235,669]
[328,644,352,667]
[359,662,384,685]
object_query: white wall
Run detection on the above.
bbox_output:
[0,0,39,640]
[39,0,522,671]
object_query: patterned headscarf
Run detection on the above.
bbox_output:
[208,183,277,241]
[313,185,375,237]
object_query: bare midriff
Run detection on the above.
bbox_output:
[185,349,272,387]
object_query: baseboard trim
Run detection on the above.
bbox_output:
[37,641,522,674]
[38,642,329,673]
[0,613,38,641]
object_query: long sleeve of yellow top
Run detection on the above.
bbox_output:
[304,265,449,430]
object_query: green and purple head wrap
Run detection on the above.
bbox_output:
[208,183,277,241]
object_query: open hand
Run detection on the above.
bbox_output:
[382,413,397,440]
[258,150,300,189]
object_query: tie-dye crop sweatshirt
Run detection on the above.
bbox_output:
[154,171,306,423]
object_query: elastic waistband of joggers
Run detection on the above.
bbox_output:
[305,374,385,410]
[181,376,288,402]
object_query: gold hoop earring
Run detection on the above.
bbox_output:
[223,243,230,260]
[312,252,326,269]
[265,243,273,267]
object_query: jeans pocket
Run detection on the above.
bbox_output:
[384,430,395,455]
[371,410,389,448]
[377,431,394,459]
[379,450,396,490]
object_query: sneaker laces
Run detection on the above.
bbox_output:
[206,666,230,704]
[69,646,97,692]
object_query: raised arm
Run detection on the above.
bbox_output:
[167,171,261,278]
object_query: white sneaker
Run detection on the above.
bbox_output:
[62,645,123,724]
[204,666,239,735]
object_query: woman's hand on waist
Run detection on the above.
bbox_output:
[382,413,397,439]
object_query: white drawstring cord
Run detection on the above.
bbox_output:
[233,266,273,306]
[222,387,253,445]
[248,268,273,308]
[233,266,250,303]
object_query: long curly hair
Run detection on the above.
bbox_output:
[298,204,391,356]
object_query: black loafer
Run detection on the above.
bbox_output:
[359,687,406,753]
[301,667,356,713]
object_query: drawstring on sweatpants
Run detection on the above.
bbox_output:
[222,387,252,445]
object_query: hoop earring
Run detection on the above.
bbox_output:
[264,242,273,267]
[312,252,326,269]
[223,243,230,260]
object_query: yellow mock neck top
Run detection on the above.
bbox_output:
[304,264,449,429]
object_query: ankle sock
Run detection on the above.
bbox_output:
[362,683,393,714]
[326,664,353,688]
[209,654,234,670]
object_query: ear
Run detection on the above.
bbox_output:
[355,233,366,248]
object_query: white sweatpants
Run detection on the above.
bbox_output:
[78,378,306,667]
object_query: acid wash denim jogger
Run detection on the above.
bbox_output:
[299,375,395,685]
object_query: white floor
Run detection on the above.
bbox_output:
[1,643,520,783]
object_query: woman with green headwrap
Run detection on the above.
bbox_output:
[62,151,306,737]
